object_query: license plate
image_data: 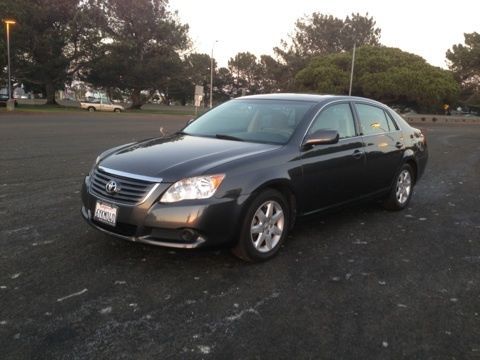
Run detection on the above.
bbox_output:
[94,201,118,227]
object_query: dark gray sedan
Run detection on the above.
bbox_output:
[81,94,428,261]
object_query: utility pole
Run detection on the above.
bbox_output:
[4,19,16,110]
[209,40,218,108]
[349,42,356,96]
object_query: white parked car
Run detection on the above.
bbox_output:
[80,98,124,112]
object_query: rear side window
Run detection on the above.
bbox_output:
[389,110,407,129]
[308,103,356,139]
[356,103,396,135]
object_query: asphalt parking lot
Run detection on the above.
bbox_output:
[1,112,479,359]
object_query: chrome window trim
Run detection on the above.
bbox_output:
[360,130,402,137]
[98,166,163,183]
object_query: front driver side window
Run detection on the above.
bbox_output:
[308,103,356,139]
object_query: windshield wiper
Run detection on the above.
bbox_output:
[215,134,244,142]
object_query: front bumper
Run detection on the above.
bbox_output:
[81,178,247,249]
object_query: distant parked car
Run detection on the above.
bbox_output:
[0,94,17,107]
[80,98,124,112]
[81,93,428,262]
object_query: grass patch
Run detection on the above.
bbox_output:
[4,104,84,113]
[1,104,197,116]
[128,108,196,116]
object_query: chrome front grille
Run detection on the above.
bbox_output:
[89,167,159,205]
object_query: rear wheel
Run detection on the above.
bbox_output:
[383,163,414,210]
[88,107,95,112]
[232,189,289,262]
[114,108,121,113]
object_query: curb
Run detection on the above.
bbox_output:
[404,115,480,125]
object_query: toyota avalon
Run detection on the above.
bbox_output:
[81,94,428,262]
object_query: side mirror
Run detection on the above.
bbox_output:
[302,129,339,150]
[186,118,195,125]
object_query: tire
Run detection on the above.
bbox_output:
[232,189,290,262]
[88,107,96,112]
[383,163,414,211]
[114,108,121,113]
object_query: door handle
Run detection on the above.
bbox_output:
[352,150,363,159]
[395,141,403,149]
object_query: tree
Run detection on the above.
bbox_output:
[168,54,235,106]
[228,52,261,94]
[446,32,480,109]
[341,13,381,50]
[1,0,103,103]
[278,12,380,57]
[274,12,381,91]
[257,55,287,93]
[168,53,213,105]
[296,46,459,112]
[214,67,235,102]
[85,0,190,108]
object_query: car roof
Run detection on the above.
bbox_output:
[236,93,386,106]
[238,93,334,102]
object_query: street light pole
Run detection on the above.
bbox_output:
[4,20,16,102]
[348,42,356,96]
[209,40,218,109]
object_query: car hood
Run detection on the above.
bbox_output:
[98,134,281,182]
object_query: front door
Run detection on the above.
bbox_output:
[300,102,366,213]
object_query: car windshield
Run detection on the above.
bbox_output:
[183,99,316,145]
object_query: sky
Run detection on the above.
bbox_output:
[169,0,479,69]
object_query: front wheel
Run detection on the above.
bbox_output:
[383,164,414,211]
[88,107,96,112]
[114,108,121,113]
[232,189,289,262]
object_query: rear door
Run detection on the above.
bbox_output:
[353,102,404,194]
[300,102,366,213]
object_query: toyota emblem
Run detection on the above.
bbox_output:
[105,180,119,194]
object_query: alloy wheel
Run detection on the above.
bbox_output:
[250,200,285,253]
[396,169,412,205]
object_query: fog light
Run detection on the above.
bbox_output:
[181,229,198,242]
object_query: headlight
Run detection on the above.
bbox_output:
[160,174,225,203]
[86,156,101,183]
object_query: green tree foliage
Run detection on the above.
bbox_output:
[1,0,103,103]
[184,53,212,89]
[296,46,459,112]
[168,53,212,105]
[162,53,236,106]
[446,32,480,108]
[214,67,235,102]
[227,52,289,95]
[86,0,189,108]
[228,52,261,94]
[282,12,380,57]
[258,55,286,93]
[340,13,382,50]
[274,12,381,90]
[166,55,235,106]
